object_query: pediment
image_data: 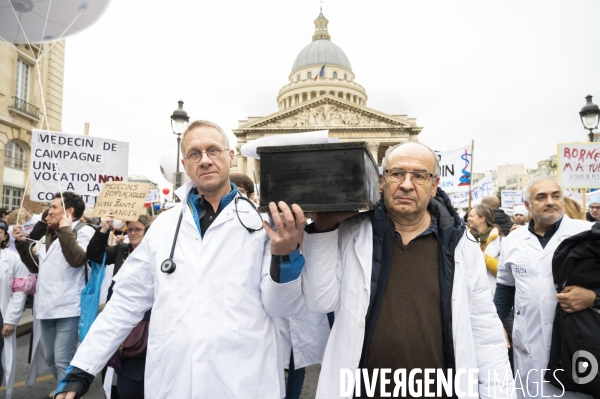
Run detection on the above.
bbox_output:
[239,96,417,130]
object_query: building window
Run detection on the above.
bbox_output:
[2,186,23,210]
[15,59,30,102]
[344,74,347,80]
[333,71,337,79]
[307,72,312,80]
[297,74,300,81]
[5,140,26,170]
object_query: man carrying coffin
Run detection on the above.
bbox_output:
[301,142,514,398]
[56,120,306,399]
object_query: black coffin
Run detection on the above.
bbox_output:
[257,142,379,213]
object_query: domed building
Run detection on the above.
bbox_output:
[233,9,422,175]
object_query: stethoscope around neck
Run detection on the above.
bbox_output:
[160,195,263,274]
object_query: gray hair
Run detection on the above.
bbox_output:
[180,120,231,155]
[522,174,562,204]
[381,141,441,178]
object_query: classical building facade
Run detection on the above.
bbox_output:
[233,9,422,177]
[0,41,64,211]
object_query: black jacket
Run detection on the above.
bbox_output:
[358,188,464,398]
[86,230,132,278]
[493,208,513,236]
[545,223,600,397]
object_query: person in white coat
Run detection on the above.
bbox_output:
[13,191,95,391]
[278,295,330,399]
[0,220,30,399]
[495,175,598,399]
[302,142,514,399]
[56,120,306,399]
[467,203,502,297]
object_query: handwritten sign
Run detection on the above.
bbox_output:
[447,174,494,207]
[30,130,129,206]
[558,143,600,188]
[501,190,524,208]
[92,183,150,221]
[434,145,472,193]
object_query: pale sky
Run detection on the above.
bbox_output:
[60,0,600,193]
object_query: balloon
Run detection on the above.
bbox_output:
[144,203,151,208]
[162,188,170,195]
[160,149,190,185]
[153,203,161,211]
[0,0,112,44]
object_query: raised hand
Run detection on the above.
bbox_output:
[263,202,305,255]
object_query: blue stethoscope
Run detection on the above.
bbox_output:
[160,196,263,274]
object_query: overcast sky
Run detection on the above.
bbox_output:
[61,0,600,192]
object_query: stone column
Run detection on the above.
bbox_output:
[368,141,380,166]
[236,144,247,174]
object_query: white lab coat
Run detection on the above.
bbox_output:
[497,215,593,399]
[0,248,30,399]
[34,221,95,319]
[302,213,515,399]
[483,229,501,298]
[70,181,300,398]
[278,294,330,370]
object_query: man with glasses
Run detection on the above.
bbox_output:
[56,120,306,399]
[587,201,600,222]
[301,142,514,398]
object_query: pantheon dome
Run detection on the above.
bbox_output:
[291,9,352,72]
[234,9,422,177]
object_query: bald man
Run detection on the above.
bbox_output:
[301,142,514,398]
[481,195,513,236]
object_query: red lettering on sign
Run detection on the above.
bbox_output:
[563,162,572,171]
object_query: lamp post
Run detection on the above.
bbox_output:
[170,100,190,200]
[579,94,600,142]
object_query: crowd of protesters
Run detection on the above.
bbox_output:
[0,121,598,399]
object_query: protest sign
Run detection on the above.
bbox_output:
[564,189,600,206]
[557,143,600,188]
[434,144,472,193]
[447,174,494,207]
[145,188,160,203]
[91,182,150,221]
[30,130,129,206]
[501,190,524,208]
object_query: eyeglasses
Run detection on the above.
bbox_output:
[126,227,144,234]
[590,205,600,211]
[385,168,434,185]
[185,147,228,163]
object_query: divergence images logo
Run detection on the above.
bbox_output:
[572,350,599,385]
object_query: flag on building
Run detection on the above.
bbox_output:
[314,64,325,81]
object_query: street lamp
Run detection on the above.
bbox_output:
[579,94,600,142]
[170,100,190,199]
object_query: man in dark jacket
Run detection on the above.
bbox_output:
[587,201,600,222]
[481,195,513,235]
[301,142,513,398]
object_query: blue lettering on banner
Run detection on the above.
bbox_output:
[514,267,527,275]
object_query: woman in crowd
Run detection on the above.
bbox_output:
[86,212,151,399]
[564,197,585,220]
[0,220,31,399]
[467,204,503,297]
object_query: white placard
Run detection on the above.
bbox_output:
[30,130,129,206]
[145,188,160,203]
[434,145,472,193]
[501,190,524,208]
[557,142,600,188]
